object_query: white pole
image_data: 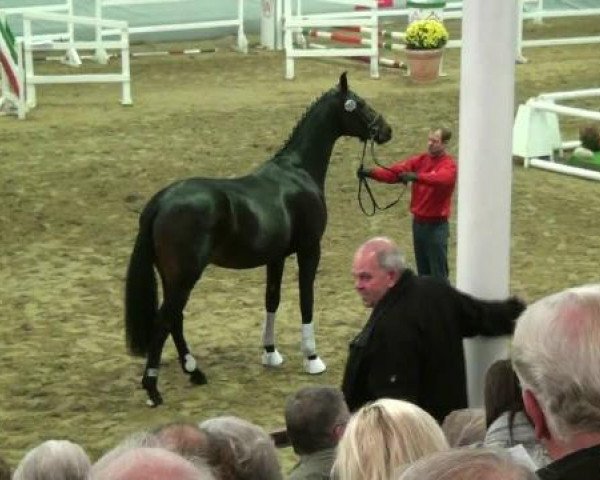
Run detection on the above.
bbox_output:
[284,0,295,79]
[120,27,132,105]
[94,0,109,63]
[23,18,37,109]
[529,159,600,181]
[16,38,26,119]
[456,0,518,408]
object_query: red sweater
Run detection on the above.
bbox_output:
[370,152,457,221]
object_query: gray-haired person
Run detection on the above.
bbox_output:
[397,448,538,480]
[13,439,91,480]
[200,415,283,480]
[512,284,600,480]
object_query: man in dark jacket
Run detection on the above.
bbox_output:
[342,236,525,423]
[512,284,600,480]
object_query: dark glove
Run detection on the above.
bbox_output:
[356,165,372,179]
[398,172,418,184]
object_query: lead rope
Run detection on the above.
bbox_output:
[357,139,407,217]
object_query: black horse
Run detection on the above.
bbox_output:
[125,72,392,406]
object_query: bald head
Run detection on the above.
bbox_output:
[92,447,214,480]
[153,422,210,458]
[354,236,398,261]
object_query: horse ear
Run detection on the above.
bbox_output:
[339,72,348,94]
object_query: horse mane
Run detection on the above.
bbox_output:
[277,87,339,153]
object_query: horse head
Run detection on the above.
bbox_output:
[337,72,392,145]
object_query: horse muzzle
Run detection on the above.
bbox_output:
[373,121,392,144]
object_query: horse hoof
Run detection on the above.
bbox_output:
[145,390,163,408]
[304,356,326,375]
[141,375,163,407]
[189,369,208,385]
[262,349,284,367]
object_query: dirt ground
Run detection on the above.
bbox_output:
[1,18,599,471]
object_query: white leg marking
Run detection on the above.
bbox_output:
[184,353,197,373]
[262,311,276,346]
[301,323,316,357]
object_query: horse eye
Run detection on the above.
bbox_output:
[344,99,357,112]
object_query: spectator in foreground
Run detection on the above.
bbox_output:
[483,359,550,467]
[441,408,486,448]
[397,448,538,480]
[200,415,283,480]
[154,421,237,480]
[331,398,449,480]
[91,446,215,480]
[13,439,91,480]
[512,284,600,479]
[285,385,350,480]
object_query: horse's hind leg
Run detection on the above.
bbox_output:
[141,301,173,407]
[262,259,285,367]
[142,272,207,407]
[170,291,208,386]
[297,244,326,375]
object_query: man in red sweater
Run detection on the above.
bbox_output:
[357,127,457,280]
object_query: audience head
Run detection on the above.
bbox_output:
[12,439,91,480]
[331,398,449,480]
[152,421,211,458]
[397,448,538,480]
[285,385,350,455]
[512,284,600,458]
[441,408,486,447]
[91,446,214,480]
[200,415,283,480]
[352,237,405,308]
[484,359,525,429]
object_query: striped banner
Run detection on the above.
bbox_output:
[0,23,20,95]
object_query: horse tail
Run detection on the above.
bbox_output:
[124,198,159,357]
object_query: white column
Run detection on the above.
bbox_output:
[456,0,519,407]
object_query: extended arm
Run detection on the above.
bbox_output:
[455,291,526,338]
[368,155,423,183]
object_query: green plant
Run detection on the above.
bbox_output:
[405,18,449,50]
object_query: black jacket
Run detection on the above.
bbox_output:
[538,444,600,480]
[341,269,525,423]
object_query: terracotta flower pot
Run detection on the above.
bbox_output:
[405,48,444,84]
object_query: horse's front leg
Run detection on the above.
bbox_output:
[297,244,326,374]
[262,259,285,367]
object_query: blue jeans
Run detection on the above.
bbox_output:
[412,219,449,281]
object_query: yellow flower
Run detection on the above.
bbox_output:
[405,18,449,50]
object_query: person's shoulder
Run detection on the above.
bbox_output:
[412,273,453,293]
[288,461,330,480]
[443,152,457,164]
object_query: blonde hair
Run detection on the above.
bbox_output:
[331,399,449,480]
